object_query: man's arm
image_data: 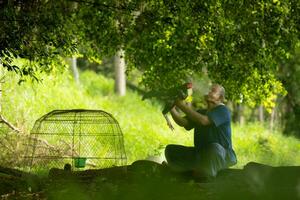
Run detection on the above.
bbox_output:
[170,107,193,130]
[175,100,211,126]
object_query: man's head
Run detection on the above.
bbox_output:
[206,84,225,105]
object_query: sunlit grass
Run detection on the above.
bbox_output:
[1,69,299,169]
[232,123,300,168]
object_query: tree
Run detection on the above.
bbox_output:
[1,0,300,107]
[125,0,299,106]
[114,49,126,96]
[277,45,300,137]
[71,57,80,85]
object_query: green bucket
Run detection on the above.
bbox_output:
[74,157,87,168]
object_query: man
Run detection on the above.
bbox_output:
[165,84,237,177]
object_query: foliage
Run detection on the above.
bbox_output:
[125,0,298,105]
[276,45,300,136]
[1,69,299,168]
[1,0,300,106]
[0,0,77,79]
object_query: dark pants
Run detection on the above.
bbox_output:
[165,143,227,177]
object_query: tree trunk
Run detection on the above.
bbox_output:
[71,57,80,85]
[270,107,276,130]
[258,105,264,123]
[237,104,245,125]
[114,49,126,96]
[232,102,245,125]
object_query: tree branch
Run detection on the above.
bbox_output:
[0,114,21,133]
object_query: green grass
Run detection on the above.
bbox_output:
[233,123,300,168]
[1,69,300,169]
[1,69,192,166]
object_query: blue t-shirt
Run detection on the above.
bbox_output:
[186,105,237,166]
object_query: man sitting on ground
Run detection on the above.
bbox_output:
[165,84,237,178]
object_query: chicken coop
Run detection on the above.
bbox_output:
[25,109,127,171]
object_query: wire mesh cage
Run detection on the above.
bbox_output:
[24,109,127,171]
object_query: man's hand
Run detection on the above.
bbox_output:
[174,99,185,107]
[174,99,191,111]
[170,106,190,129]
[175,99,211,126]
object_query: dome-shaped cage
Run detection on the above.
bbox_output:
[24,109,127,171]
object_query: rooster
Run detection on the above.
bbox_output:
[142,83,193,130]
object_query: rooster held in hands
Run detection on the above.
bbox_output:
[142,83,193,131]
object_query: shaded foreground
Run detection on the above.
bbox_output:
[0,161,300,200]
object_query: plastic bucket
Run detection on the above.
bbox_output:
[74,157,87,168]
